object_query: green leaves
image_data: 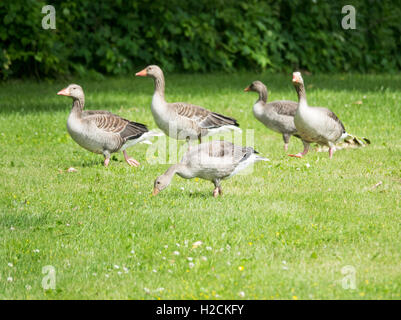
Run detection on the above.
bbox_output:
[1,0,400,79]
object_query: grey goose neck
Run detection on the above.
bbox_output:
[71,97,85,115]
[154,72,165,99]
[257,85,268,103]
[295,83,307,105]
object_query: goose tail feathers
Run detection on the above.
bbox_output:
[138,130,165,144]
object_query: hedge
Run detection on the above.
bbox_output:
[1,0,400,79]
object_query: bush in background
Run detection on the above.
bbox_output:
[0,0,400,79]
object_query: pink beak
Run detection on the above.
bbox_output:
[135,68,147,77]
[57,88,70,96]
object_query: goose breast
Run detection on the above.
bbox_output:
[67,112,122,154]
[295,106,345,144]
[253,101,297,134]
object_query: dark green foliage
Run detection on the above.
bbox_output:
[1,0,400,79]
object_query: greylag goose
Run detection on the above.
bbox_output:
[152,140,268,197]
[135,65,240,144]
[291,72,369,159]
[57,84,161,167]
[244,80,309,151]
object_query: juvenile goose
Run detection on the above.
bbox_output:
[291,72,369,159]
[57,84,160,167]
[244,80,308,151]
[136,65,240,144]
[152,140,268,197]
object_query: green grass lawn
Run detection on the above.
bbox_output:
[1,73,400,299]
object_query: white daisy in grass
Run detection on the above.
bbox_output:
[192,241,203,248]
[189,262,195,268]
[173,251,180,255]
[7,277,13,282]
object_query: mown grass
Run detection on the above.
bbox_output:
[0,73,400,299]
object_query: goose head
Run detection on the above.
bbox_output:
[244,80,266,93]
[152,173,172,196]
[135,65,163,79]
[292,72,304,86]
[57,84,84,101]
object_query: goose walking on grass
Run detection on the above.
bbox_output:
[152,140,268,197]
[244,80,309,152]
[291,72,370,159]
[135,65,241,145]
[57,84,161,167]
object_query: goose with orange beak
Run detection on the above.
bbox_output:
[135,65,241,146]
[244,80,309,152]
[152,140,268,197]
[291,72,369,158]
[57,84,162,167]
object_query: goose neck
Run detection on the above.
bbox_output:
[258,86,268,103]
[165,163,181,178]
[295,83,307,107]
[72,97,84,115]
[154,73,165,100]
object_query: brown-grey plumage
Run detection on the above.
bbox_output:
[152,140,268,197]
[57,84,158,167]
[136,65,240,143]
[244,80,309,151]
[291,72,347,158]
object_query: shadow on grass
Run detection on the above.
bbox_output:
[1,74,400,114]
[0,210,50,229]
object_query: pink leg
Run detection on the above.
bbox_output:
[284,143,289,152]
[104,157,110,167]
[123,150,140,167]
[329,147,335,159]
[213,187,219,198]
[288,144,309,158]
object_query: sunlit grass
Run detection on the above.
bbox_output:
[0,73,400,299]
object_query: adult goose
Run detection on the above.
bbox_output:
[244,80,309,151]
[135,65,240,143]
[152,140,269,197]
[57,84,161,167]
[291,72,369,159]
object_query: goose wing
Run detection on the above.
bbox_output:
[269,100,298,117]
[315,107,346,133]
[82,110,148,141]
[172,103,239,129]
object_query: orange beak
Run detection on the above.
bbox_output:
[135,68,147,77]
[244,86,250,92]
[57,87,70,96]
[152,187,160,196]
